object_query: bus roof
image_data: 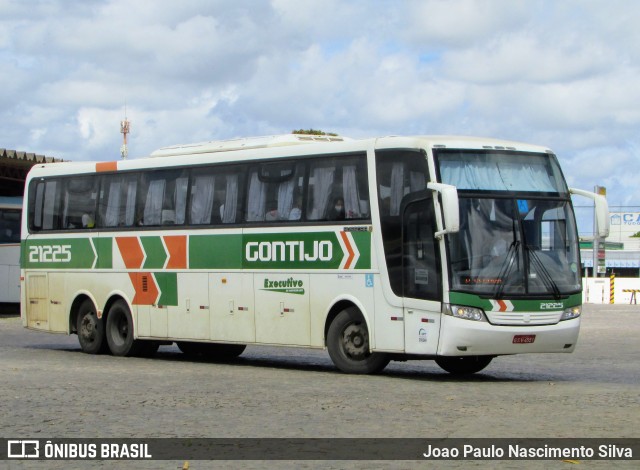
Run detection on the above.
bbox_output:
[151,134,553,157]
[150,134,351,157]
[25,134,555,179]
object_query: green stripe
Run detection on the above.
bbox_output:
[351,230,372,269]
[448,292,582,311]
[242,232,342,269]
[93,237,112,269]
[23,238,95,269]
[141,236,167,269]
[23,230,373,271]
[189,234,242,269]
[155,272,178,306]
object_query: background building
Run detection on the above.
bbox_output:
[0,149,63,197]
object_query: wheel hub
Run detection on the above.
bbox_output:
[80,316,96,341]
[342,323,368,359]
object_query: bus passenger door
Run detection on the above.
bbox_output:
[402,197,442,355]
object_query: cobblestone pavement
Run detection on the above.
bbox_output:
[0,304,638,469]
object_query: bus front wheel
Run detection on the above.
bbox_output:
[105,300,142,357]
[435,356,493,375]
[327,308,390,374]
[77,299,107,354]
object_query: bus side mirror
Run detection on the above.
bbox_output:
[427,182,460,239]
[570,188,610,238]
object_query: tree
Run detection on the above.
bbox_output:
[291,128,338,136]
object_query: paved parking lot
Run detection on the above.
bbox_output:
[0,304,638,469]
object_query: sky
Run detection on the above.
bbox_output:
[2,0,640,220]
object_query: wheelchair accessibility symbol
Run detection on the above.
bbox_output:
[365,274,374,288]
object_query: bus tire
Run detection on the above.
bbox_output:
[105,300,141,357]
[76,299,107,354]
[327,307,390,374]
[435,356,493,375]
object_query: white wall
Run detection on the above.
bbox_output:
[583,277,640,304]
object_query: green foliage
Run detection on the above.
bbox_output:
[292,129,338,136]
[631,231,640,238]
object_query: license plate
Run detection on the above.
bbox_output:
[513,334,536,344]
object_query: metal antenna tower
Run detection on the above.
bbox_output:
[120,105,130,160]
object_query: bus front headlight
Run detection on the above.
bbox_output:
[560,306,581,321]
[445,304,486,322]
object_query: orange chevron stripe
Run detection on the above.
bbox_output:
[116,237,144,269]
[96,161,118,172]
[129,272,159,305]
[340,231,355,269]
[164,235,187,269]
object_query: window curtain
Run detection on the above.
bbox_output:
[144,180,165,225]
[190,176,215,224]
[247,171,266,221]
[342,165,360,218]
[277,170,295,220]
[410,171,426,192]
[105,181,121,227]
[390,162,404,216]
[222,174,239,223]
[62,190,70,228]
[309,166,335,219]
[174,177,189,225]
[125,181,137,226]
[440,160,557,192]
[498,162,556,192]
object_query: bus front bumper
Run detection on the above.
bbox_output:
[437,315,581,356]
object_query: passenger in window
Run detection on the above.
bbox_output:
[289,196,302,221]
[82,214,95,228]
[328,197,345,220]
[265,203,279,221]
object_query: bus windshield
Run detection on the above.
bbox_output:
[446,197,580,298]
[436,150,579,298]
[438,150,568,193]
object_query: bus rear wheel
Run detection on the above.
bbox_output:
[327,307,390,374]
[77,299,107,354]
[105,300,143,357]
[435,356,493,375]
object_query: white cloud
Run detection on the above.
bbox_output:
[1,0,640,210]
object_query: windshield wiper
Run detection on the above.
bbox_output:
[526,247,561,299]
[495,240,519,299]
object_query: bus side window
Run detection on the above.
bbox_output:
[100,175,138,228]
[29,179,63,231]
[220,171,243,224]
[403,198,441,301]
[307,162,335,220]
[307,154,369,221]
[186,165,245,226]
[139,170,189,227]
[190,173,216,225]
[245,162,303,223]
[61,176,98,229]
[0,209,20,242]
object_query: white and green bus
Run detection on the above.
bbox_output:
[1,196,22,307]
[20,134,609,374]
